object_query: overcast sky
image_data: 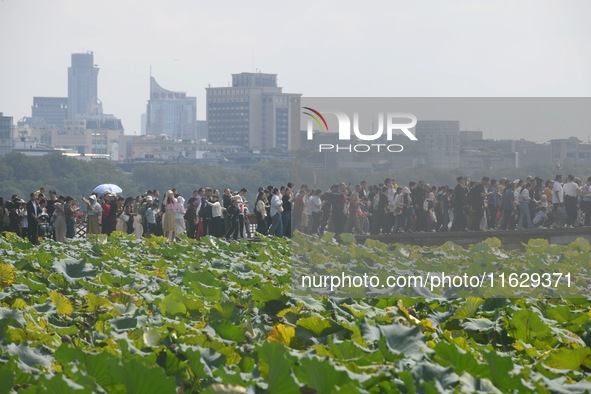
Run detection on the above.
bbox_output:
[1,0,590,141]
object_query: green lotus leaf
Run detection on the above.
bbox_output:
[257,342,299,394]
[543,347,591,371]
[296,316,332,337]
[483,351,523,392]
[212,321,246,343]
[251,282,284,303]
[0,307,26,328]
[339,233,356,245]
[295,356,350,393]
[159,294,187,317]
[55,344,121,389]
[114,358,177,394]
[0,368,15,394]
[453,298,484,320]
[510,309,555,349]
[5,343,53,372]
[109,315,147,331]
[462,318,502,333]
[379,323,432,360]
[52,258,96,283]
[434,341,489,378]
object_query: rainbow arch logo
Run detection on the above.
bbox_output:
[302,107,328,132]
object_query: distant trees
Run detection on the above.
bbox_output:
[0,153,141,198]
[1,153,586,201]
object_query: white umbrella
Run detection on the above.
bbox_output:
[93,184,123,195]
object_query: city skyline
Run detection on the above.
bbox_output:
[1,0,590,141]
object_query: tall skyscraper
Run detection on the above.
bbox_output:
[0,113,13,156]
[206,72,300,151]
[32,97,68,128]
[146,77,197,140]
[68,52,100,118]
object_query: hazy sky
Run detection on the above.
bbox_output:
[1,0,590,141]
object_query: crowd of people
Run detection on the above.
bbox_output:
[1,173,590,245]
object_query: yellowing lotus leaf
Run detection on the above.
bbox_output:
[49,291,74,316]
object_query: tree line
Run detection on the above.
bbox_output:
[0,152,583,199]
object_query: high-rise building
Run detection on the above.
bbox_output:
[196,120,207,140]
[32,97,68,128]
[415,120,460,169]
[68,52,100,118]
[206,72,301,151]
[146,77,197,140]
[0,113,13,156]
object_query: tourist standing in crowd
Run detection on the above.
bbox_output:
[469,177,489,231]
[64,197,78,239]
[225,196,240,241]
[451,177,467,231]
[268,188,283,237]
[307,189,323,235]
[301,189,312,233]
[255,191,268,235]
[174,193,186,237]
[46,190,57,219]
[344,192,363,234]
[0,202,9,233]
[222,188,232,235]
[236,188,248,239]
[207,191,225,237]
[499,182,516,230]
[552,175,565,228]
[8,199,22,235]
[26,193,40,245]
[282,188,292,238]
[292,185,306,233]
[184,197,198,239]
[52,199,67,243]
[102,192,118,236]
[563,175,579,228]
[199,188,213,236]
[517,182,535,230]
[330,185,345,235]
[145,200,157,236]
[163,190,177,242]
[265,189,273,230]
[19,200,28,240]
[83,195,102,235]
[37,198,51,239]
[122,197,136,235]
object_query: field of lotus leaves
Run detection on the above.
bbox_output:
[1,231,591,393]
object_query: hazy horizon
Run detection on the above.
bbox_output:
[1,0,590,142]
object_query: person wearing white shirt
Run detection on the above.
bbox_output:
[268,188,283,236]
[206,192,225,237]
[552,175,565,228]
[517,183,534,230]
[174,195,186,235]
[563,174,579,227]
[307,189,323,235]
